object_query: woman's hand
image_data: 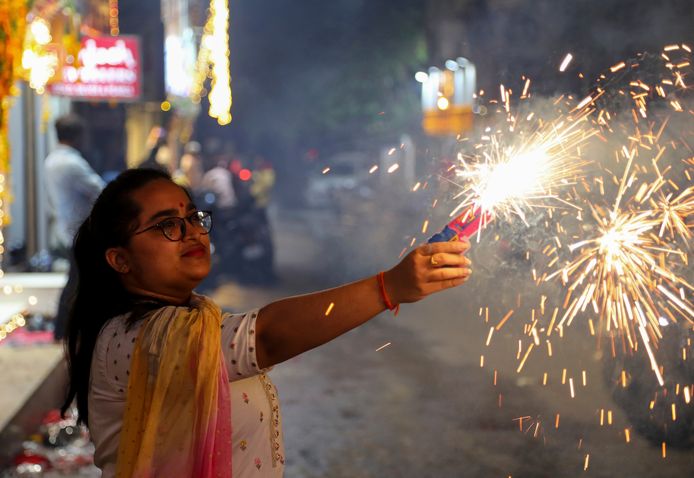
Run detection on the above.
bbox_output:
[383,240,472,304]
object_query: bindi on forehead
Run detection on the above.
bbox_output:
[179,202,184,208]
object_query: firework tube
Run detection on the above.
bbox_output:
[428,205,486,243]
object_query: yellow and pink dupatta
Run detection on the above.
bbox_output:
[116,295,232,478]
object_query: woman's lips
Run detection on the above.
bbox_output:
[182,245,206,257]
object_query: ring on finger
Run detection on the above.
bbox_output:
[430,255,438,266]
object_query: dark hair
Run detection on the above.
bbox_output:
[61,168,173,425]
[55,114,85,145]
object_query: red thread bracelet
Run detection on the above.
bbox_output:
[377,272,399,315]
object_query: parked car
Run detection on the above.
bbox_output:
[305,152,373,209]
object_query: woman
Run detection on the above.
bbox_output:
[62,168,471,477]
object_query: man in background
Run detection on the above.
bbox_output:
[174,141,204,192]
[44,114,104,341]
[138,126,173,174]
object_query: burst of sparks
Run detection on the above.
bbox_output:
[535,44,694,388]
[466,44,693,460]
[448,102,595,235]
[650,187,694,241]
[546,185,693,385]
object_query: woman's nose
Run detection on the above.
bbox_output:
[183,219,206,241]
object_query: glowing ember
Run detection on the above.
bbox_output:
[325,302,334,316]
[559,53,573,72]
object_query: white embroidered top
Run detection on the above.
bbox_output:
[88,309,285,478]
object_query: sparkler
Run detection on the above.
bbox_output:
[450,44,694,463]
[429,98,594,243]
[409,44,693,465]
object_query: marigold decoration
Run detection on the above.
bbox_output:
[20,1,82,93]
[0,0,32,234]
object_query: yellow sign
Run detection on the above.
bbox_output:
[423,105,473,136]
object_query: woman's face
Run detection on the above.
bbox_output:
[109,179,211,303]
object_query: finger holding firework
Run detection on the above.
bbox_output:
[427,205,487,243]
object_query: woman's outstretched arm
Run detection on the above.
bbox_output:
[255,240,471,368]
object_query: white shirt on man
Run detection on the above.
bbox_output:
[44,144,104,247]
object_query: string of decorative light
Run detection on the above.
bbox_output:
[0,1,31,333]
[1,0,31,281]
[109,0,120,36]
[21,17,59,94]
[0,312,26,343]
[191,0,232,125]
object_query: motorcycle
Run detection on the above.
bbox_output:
[197,190,276,289]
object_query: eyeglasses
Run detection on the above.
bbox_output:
[133,211,213,242]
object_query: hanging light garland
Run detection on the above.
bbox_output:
[191,0,232,125]
[0,312,26,343]
[0,0,32,259]
[109,0,119,36]
[1,3,80,275]
[21,16,60,94]
[20,1,83,94]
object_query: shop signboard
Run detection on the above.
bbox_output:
[48,35,141,101]
[419,58,476,136]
